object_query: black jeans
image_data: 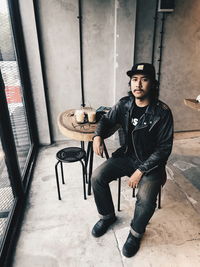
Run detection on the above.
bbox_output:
[91,156,163,238]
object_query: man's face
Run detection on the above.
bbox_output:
[131,74,151,100]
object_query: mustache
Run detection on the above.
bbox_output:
[134,89,144,92]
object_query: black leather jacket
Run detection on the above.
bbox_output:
[95,96,174,174]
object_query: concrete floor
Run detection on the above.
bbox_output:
[12,135,200,267]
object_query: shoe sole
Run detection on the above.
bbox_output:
[122,245,140,258]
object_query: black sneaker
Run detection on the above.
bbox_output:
[92,216,117,237]
[122,232,141,257]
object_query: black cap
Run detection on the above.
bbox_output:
[127,63,156,80]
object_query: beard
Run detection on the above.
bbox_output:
[132,89,150,100]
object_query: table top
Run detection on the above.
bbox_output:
[58,109,97,142]
[184,99,200,111]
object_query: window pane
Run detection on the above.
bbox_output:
[0,139,15,246]
[0,0,31,175]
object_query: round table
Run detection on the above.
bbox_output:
[57,109,97,142]
[57,109,113,195]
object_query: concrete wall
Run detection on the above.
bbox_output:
[33,0,136,142]
[83,0,136,106]
[160,0,200,131]
[36,0,82,142]
[135,0,200,131]
[19,0,200,144]
[115,0,136,100]
[134,0,156,64]
[18,0,136,143]
[18,0,51,145]
[82,0,115,108]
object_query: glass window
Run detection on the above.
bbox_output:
[0,139,15,246]
[0,0,31,175]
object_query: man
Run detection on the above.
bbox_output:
[91,63,173,257]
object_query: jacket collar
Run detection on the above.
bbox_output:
[145,101,157,115]
[128,96,158,115]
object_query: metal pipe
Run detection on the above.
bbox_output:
[151,0,159,65]
[157,12,166,85]
[78,0,85,107]
[133,0,139,64]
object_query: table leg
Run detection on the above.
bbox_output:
[103,141,124,211]
[85,142,91,170]
[87,140,108,196]
[85,142,92,184]
[118,177,121,211]
[88,141,93,195]
[81,141,85,150]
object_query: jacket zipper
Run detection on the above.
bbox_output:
[122,100,162,172]
[124,128,147,156]
[132,133,159,173]
[124,145,128,154]
[149,117,160,131]
[131,129,143,163]
[124,100,134,154]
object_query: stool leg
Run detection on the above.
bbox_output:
[60,162,65,184]
[55,161,61,200]
[158,186,162,209]
[118,177,121,211]
[102,140,109,159]
[132,188,135,198]
[80,160,87,200]
[88,142,93,195]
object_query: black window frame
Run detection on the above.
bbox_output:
[0,0,39,265]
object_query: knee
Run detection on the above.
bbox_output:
[91,168,104,189]
[136,190,157,210]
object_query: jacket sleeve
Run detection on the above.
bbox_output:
[138,109,174,174]
[94,101,121,139]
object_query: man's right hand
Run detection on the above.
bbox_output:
[93,136,104,157]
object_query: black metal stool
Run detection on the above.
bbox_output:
[55,147,87,200]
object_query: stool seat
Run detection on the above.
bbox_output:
[55,146,87,200]
[56,147,86,163]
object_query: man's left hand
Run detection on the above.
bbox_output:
[128,169,143,188]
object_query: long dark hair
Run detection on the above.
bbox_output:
[128,79,159,103]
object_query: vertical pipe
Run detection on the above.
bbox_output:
[78,0,85,107]
[133,0,139,64]
[151,0,159,65]
[157,12,166,85]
